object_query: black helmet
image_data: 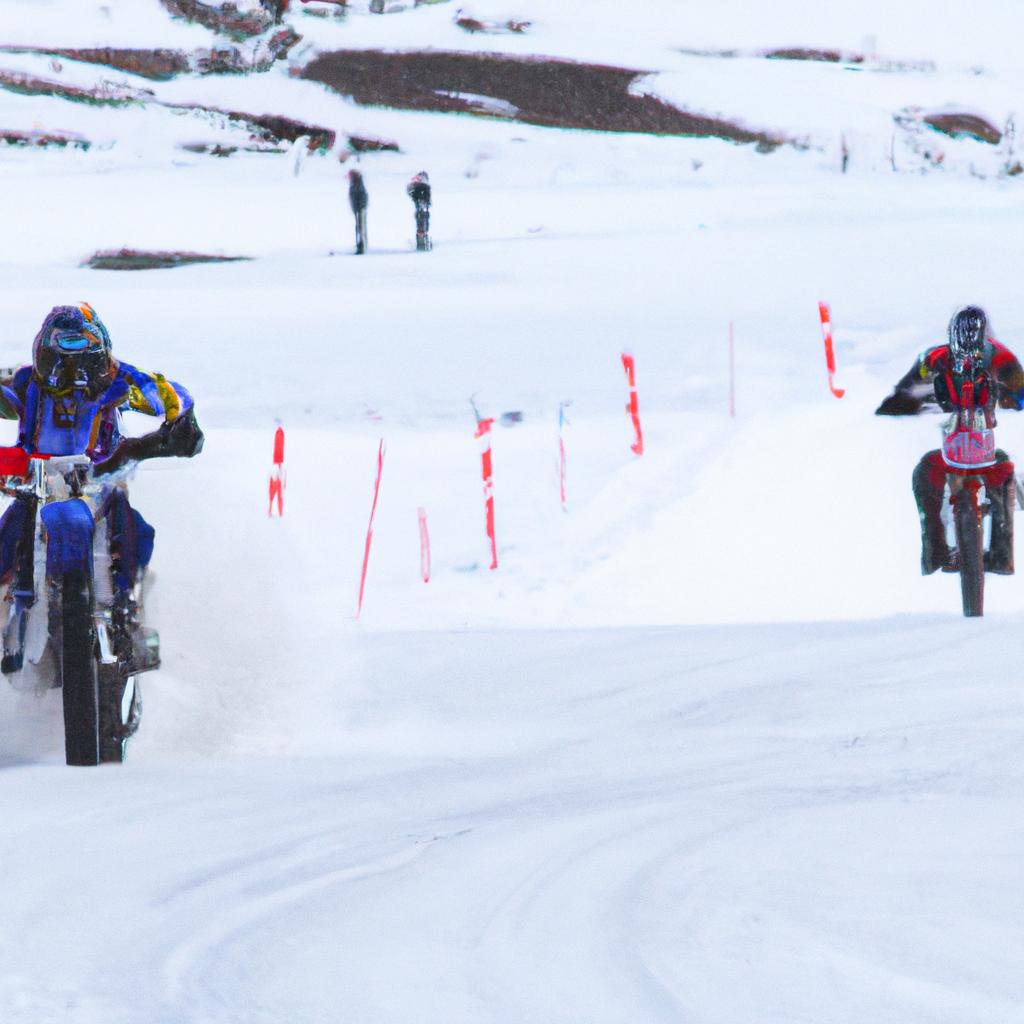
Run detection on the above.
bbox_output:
[32,302,114,395]
[948,305,989,366]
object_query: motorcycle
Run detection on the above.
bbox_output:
[0,446,158,765]
[935,378,1016,617]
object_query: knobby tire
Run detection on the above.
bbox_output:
[60,569,100,766]
[954,487,985,618]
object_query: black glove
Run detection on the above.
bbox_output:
[94,409,204,477]
[875,392,922,416]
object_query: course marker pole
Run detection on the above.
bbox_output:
[621,352,644,455]
[818,302,846,398]
[728,322,736,418]
[418,507,431,583]
[471,399,498,570]
[268,424,286,516]
[355,439,386,619]
[558,401,570,511]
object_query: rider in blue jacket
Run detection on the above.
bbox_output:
[0,303,202,633]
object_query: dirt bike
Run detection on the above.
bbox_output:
[0,447,158,765]
[936,379,1016,617]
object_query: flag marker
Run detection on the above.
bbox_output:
[621,352,644,455]
[418,507,431,583]
[268,424,286,516]
[558,401,571,511]
[818,302,846,398]
[355,439,386,619]
[471,398,499,570]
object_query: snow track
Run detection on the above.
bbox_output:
[5,624,1024,1021]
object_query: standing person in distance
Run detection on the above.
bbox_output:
[348,169,368,255]
[407,171,432,251]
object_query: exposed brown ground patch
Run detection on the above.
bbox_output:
[83,249,251,270]
[301,50,789,146]
[923,112,1001,145]
[1,128,91,149]
[0,32,300,80]
[158,0,273,40]
[0,69,143,105]
[0,47,189,80]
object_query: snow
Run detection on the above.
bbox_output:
[3,1,1024,1021]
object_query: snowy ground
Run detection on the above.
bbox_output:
[2,2,1024,1021]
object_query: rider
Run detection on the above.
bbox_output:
[876,305,1024,575]
[0,302,202,616]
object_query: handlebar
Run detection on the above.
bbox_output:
[0,447,114,501]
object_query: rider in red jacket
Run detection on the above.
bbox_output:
[876,306,1024,575]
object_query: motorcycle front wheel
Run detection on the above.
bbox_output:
[60,569,101,766]
[953,483,985,618]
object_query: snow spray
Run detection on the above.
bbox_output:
[418,507,431,583]
[818,302,846,398]
[472,399,499,570]
[268,424,286,517]
[355,439,386,619]
[621,352,644,455]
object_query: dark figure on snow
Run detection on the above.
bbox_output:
[264,0,289,23]
[348,169,368,255]
[407,171,432,251]
[877,306,1024,575]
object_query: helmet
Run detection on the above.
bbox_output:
[948,305,989,367]
[32,302,113,395]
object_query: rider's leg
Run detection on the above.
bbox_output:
[985,454,1015,574]
[913,450,951,575]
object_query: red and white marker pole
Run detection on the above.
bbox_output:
[355,439,386,620]
[558,401,570,512]
[621,352,644,455]
[417,506,431,583]
[728,322,736,418]
[268,424,286,517]
[474,414,499,570]
[818,302,846,398]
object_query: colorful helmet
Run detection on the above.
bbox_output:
[32,302,113,395]
[948,305,989,365]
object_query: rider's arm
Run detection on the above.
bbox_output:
[93,364,203,476]
[875,350,938,415]
[991,345,1024,410]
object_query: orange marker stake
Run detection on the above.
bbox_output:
[621,352,644,455]
[418,507,431,583]
[818,302,846,398]
[268,424,286,516]
[355,439,386,619]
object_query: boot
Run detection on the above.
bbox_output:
[913,460,952,575]
[985,478,1015,574]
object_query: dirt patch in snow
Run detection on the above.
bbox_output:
[922,112,1002,145]
[83,249,252,270]
[0,69,144,106]
[301,50,789,146]
[158,0,273,41]
[0,32,301,80]
[1,128,91,149]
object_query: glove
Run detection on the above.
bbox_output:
[876,391,922,416]
[93,409,204,477]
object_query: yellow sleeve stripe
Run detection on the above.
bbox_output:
[153,374,182,421]
[128,383,157,415]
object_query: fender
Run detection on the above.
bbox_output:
[40,499,95,578]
